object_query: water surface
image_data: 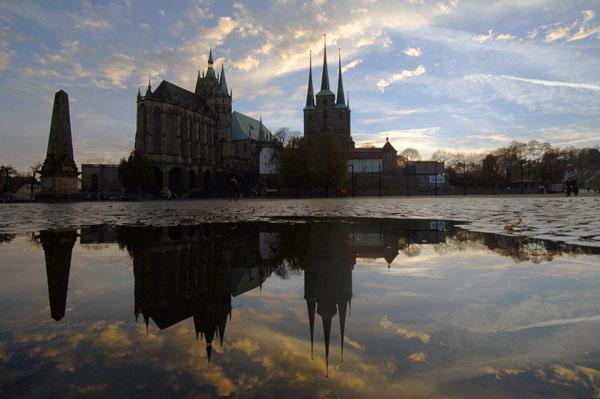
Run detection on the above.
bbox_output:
[1,218,599,398]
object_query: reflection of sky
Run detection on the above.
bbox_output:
[1,234,600,398]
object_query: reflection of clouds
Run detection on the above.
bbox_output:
[379,316,430,344]
[0,341,9,362]
[408,352,428,363]
[344,337,365,351]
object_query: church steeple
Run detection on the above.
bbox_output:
[336,49,346,108]
[206,48,216,79]
[145,73,152,96]
[317,34,334,97]
[305,50,315,109]
[219,64,229,95]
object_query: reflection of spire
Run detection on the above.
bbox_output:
[338,301,347,362]
[40,229,77,321]
[307,299,316,360]
[322,311,332,377]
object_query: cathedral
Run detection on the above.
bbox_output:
[134,49,275,197]
[303,38,354,148]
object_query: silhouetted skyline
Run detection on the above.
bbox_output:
[1,2,599,170]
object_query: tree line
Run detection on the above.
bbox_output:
[430,141,600,190]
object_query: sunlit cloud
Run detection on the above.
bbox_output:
[376,65,426,92]
[379,315,431,343]
[403,47,422,57]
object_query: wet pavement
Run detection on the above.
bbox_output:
[1,195,600,247]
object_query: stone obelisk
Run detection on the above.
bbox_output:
[39,90,79,200]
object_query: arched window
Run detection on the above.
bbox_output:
[166,111,174,154]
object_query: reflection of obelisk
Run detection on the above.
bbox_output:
[39,90,79,200]
[40,229,77,321]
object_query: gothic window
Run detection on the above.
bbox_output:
[153,108,162,153]
[140,105,147,135]
[166,111,175,154]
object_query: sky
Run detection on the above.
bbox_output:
[0,0,599,171]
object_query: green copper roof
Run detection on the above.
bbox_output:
[232,111,272,141]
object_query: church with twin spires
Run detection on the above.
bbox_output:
[303,37,354,149]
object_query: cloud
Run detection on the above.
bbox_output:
[403,47,422,57]
[189,0,214,21]
[360,108,428,125]
[544,10,600,42]
[376,64,426,92]
[0,30,14,71]
[476,74,600,92]
[342,59,362,73]
[435,0,459,15]
[379,315,431,343]
[20,67,60,78]
[408,352,428,362]
[472,30,515,43]
[544,25,574,42]
[568,10,600,41]
[233,55,260,71]
[495,33,514,41]
[98,53,136,89]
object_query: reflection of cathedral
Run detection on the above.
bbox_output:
[40,218,449,366]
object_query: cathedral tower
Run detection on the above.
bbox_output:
[303,36,353,148]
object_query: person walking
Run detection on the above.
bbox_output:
[564,164,578,197]
[227,178,240,201]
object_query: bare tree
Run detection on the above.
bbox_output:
[274,127,301,146]
[401,148,421,161]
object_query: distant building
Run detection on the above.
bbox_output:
[2,176,41,201]
[303,37,353,148]
[81,164,121,199]
[348,138,398,173]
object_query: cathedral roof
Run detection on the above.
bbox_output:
[232,111,273,141]
[152,80,209,111]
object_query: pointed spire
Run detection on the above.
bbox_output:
[307,299,316,360]
[206,344,213,362]
[320,34,331,93]
[137,87,141,98]
[305,50,315,109]
[219,64,229,95]
[336,48,346,107]
[206,48,216,78]
[347,91,350,108]
[258,115,264,141]
[338,302,347,362]
[322,315,331,377]
[145,73,152,96]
